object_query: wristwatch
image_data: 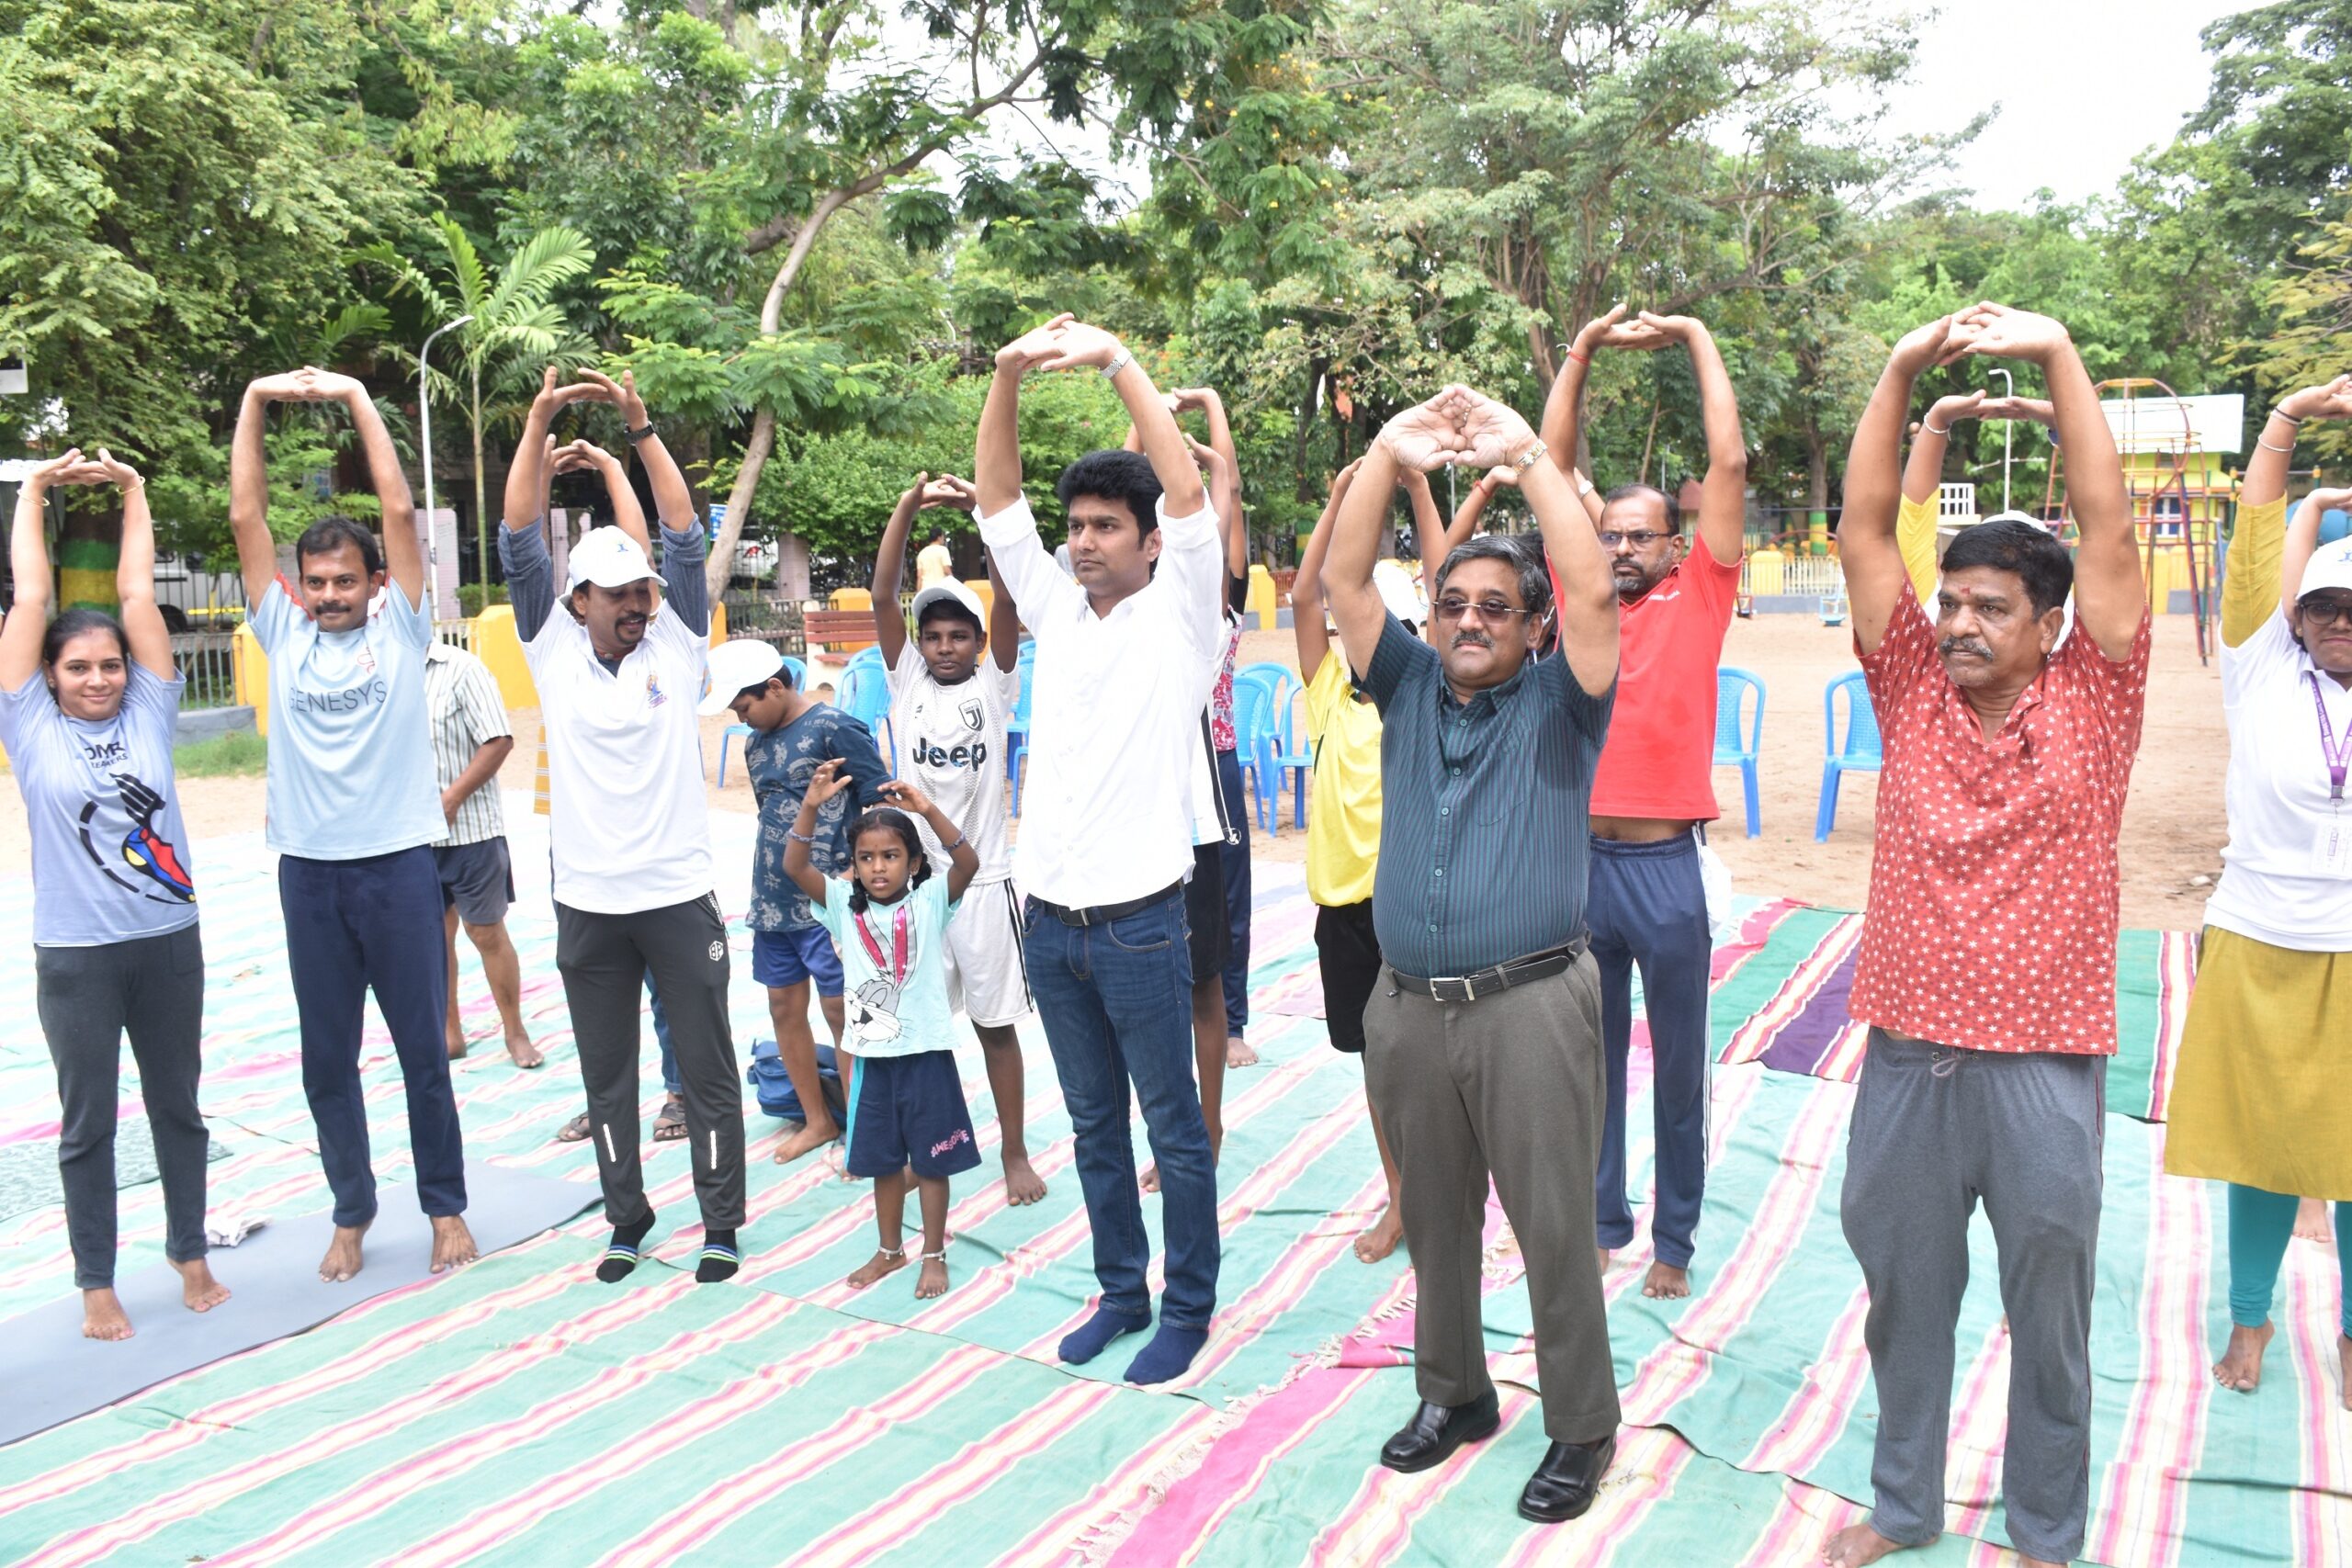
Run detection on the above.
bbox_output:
[625,419,657,445]
[1100,348,1134,380]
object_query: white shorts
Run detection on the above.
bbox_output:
[946,877,1033,1029]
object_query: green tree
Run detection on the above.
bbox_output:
[362,217,595,585]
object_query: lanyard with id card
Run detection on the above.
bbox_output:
[2310,671,2352,875]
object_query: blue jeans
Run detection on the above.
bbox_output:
[1023,888,1219,1330]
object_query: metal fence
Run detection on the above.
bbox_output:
[167,631,240,710]
[434,619,478,654]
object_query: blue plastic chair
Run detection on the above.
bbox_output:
[1229,677,1281,833]
[783,653,807,690]
[1815,670,1883,841]
[1713,666,1765,839]
[836,662,893,759]
[1237,660,1295,723]
[1006,640,1039,814]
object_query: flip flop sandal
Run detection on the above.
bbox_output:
[651,1099,690,1142]
[555,1111,593,1144]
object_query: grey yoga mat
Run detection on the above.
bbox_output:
[0,1157,596,1448]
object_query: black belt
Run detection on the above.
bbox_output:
[1389,935,1589,1003]
[1030,881,1184,928]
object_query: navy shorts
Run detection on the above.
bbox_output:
[434,838,514,927]
[844,1050,982,1181]
[1185,841,1227,980]
[753,925,843,997]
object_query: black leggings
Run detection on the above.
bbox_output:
[36,925,209,1290]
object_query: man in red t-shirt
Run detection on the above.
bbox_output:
[1532,306,1748,1303]
[1823,306,2148,1568]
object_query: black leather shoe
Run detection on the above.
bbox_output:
[1517,1435,1616,1522]
[1377,1392,1501,1473]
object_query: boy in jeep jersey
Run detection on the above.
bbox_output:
[872,473,1045,1205]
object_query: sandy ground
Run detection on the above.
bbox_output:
[0,612,2228,929]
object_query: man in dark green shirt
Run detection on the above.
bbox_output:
[1324,383,1624,1527]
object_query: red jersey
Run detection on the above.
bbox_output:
[1580,535,1742,821]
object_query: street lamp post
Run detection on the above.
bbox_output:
[418,315,474,621]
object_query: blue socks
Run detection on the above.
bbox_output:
[1125,1324,1209,1385]
[1058,1306,1150,1366]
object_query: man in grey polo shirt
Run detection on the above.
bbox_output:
[1325,384,1623,1525]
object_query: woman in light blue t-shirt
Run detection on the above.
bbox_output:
[0,448,224,1344]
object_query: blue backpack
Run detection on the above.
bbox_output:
[747,1038,845,1123]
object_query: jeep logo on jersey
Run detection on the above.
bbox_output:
[958,698,983,731]
[912,739,989,770]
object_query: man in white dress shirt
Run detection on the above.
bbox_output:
[977,313,1226,1385]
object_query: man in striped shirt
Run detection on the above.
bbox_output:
[1325,383,1624,1526]
[425,641,540,1069]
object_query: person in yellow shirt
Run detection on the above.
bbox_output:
[1293,458,1440,1263]
[913,530,955,592]
[1897,391,2057,606]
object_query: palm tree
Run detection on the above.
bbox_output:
[364,218,594,586]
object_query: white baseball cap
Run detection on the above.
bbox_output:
[2299,536,2352,603]
[910,579,987,629]
[566,526,658,592]
[1375,568,1425,629]
[697,638,786,715]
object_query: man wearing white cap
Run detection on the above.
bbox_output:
[869,473,1044,1204]
[501,367,748,1285]
[701,632,891,1167]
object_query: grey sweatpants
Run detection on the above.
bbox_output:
[1840,1030,2106,1564]
[556,895,745,1232]
[36,926,209,1290]
[1363,955,1621,1444]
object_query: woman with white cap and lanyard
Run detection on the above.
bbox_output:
[2165,373,2352,1401]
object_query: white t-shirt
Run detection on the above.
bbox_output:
[886,645,1017,883]
[2202,612,2352,950]
[526,602,712,914]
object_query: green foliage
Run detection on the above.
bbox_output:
[456,582,512,616]
[172,728,267,778]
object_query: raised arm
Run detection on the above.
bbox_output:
[1538,305,1623,484]
[1035,322,1205,518]
[1291,461,1357,675]
[1400,467,1448,610]
[503,368,576,539]
[0,452,81,691]
[973,319,1084,626]
[2246,377,2352,627]
[571,369,694,531]
[555,441,650,554]
[1330,393,1473,679]
[94,452,173,678]
[782,760,853,907]
[1453,387,1616,696]
[1843,317,1959,654]
[1644,314,1747,568]
[1950,303,2142,660]
[230,371,322,605]
[878,779,981,900]
[1175,388,1247,581]
[313,371,422,610]
[872,474,978,669]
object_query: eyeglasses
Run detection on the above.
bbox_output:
[2301,595,2352,628]
[1431,596,1533,624]
[1597,530,1669,549]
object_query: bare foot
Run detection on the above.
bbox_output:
[429,1214,480,1273]
[774,1119,840,1166]
[1823,1522,1913,1566]
[81,1288,134,1341]
[1353,1204,1405,1263]
[1226,1035,1259,1069]
[1141,1134,1217,1196]
[320,1220,370,1282]
[2213,1320,2275,1392]
[173,1257,231,1312]
[2296,1196,2333,1244]
[445,1032,468,1061]
[1002,1152,1047,1206]
[504,1032,544,1070]
[915,1253,949,1299]
[846,1247,908,1290]
[1644,1261,1691,1300]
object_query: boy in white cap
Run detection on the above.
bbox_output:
[868,473,1045,1204]
[701,635,891,1166]
[501,367,748,1284]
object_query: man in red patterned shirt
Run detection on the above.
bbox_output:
[1822,305,2150,1568]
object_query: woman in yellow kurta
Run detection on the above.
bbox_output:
[1895,391,2059,607]
[2165,372,2352,1399]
